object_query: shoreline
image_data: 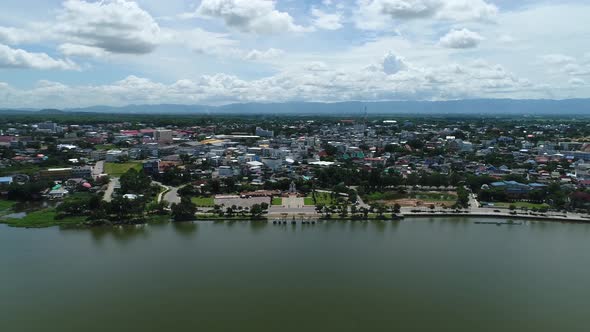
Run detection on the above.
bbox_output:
[3,210,590,229]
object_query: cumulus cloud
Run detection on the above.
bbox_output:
[355,0,498,30]
[244,48,284,61]
[382,52,408,74]
[439,28,484,49]
[0,55,543,109]
[379,0,442,19]
[190,0,310,34]
[569,78,586,86]
[540,54,576,65]
[311,8,343,30]
[58,43,108,58]
[162,28,239,57]
[0,43,78,70]
[54,0,161,55]
[0,26,42,45]
[563,64,590,76]
[438,0,498,22]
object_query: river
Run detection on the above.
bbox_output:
[1,217,590,332]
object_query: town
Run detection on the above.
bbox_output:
[2,113,590,227]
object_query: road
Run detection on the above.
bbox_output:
[151,181,181,205]
[103,177,119,202]
[163,186,181,205]
[92,160,104,179]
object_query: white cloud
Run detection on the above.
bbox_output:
[381,52,407,74]
[540,54,576,65]
[162,28,239,56]
[311,8,343,30]
[0,56,543,109]
[439,28,483,49]
[355,0,498,30]
[438,0,498,22]
[54,0,161,55]
[244,48,284,61]
[0,43,78,70]
[192,0,310,34]
[563,63,590,76]
[58,43,108,58]
[569,78,586,86]
[0,26,41,45]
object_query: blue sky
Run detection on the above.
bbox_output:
[0,0,589,108]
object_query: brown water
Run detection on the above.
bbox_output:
[1,218,590,332]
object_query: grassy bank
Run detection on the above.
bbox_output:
[1,209,88,228]
[493,202,550,209]
[104,162,142,177]
[191,196,215,207]
[0,200,16,216]
[305,192,336,206]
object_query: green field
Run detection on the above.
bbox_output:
[1,209,87,228]
[494,202,550,210]
[0,200,16,216]
[272,197,283,206]
[104,162,142,177]
[191,197,215,207]
[414,193,457,201]
[305,192,336,206]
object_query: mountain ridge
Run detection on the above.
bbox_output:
[1,99,589,115]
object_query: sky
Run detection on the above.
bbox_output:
[0,0,589,109]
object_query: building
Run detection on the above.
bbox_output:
[39,167,92,180]
[155,130,174,144]
[106,150,128,162]
[36,122,62,134]
[255,127,274,138]
[90,150,107,161]
[218,166,234,178]
[143,159,161,175]
[0,176,13,186]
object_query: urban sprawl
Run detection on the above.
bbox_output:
[2,115,590,227]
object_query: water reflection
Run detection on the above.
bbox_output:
[87,225,150,245]
[172,221,198,237]
[249,221,268,233]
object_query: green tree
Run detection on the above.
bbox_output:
[171,197,198,221]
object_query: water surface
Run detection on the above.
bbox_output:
[1,218,589,332]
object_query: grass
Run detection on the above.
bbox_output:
[272,197,283,206]
[493,202,550,209]
[0,200,16,213]
[104,162,142,177]
[414,193,457,201]
[191,196,215,207]
[305,192,336,206]
[1,208,87,228]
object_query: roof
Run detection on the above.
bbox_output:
[0,176,13,183]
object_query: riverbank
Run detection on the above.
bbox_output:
[2,206,590,229]
[0,208,171,229]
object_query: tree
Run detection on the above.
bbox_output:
[120,168,152,194]
[147,201,169,215]
[171,197,198,221]
[456,187,469,208]
[250,204,264,218]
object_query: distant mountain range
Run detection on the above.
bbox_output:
[1,99,590,115]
